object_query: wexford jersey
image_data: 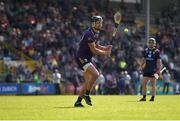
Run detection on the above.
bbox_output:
[76,27,99,60]
[143,48,161,75]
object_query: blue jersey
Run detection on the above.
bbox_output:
[77,27,99,60]
[143,48,161,76]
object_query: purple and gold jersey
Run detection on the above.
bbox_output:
[143,48,161,76]
[77,27,99,60]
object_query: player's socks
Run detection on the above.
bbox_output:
[74,102,84,107]
[74,96,84,107]
[85,90,90,95]
[83,90,92,106]
[143,95,146,99]
[139,98,146,101]
[77,96,83,102]
[149,96,155,101]
[139,95,146,101]
[83,94,92,106]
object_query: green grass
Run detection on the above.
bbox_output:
[0,95,179,120]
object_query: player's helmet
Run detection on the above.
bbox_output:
[91,16,103,22]
[148,38,156,44]
[148,38,156,48]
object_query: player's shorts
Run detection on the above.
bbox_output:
[76,57,92,72]
[143,72,155,77]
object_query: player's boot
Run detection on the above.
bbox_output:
[139,98,146,101]
[83,95,92,106]
[149,98,154,102]
[74,102,84,107]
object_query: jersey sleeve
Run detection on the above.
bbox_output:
[85,32,95,43]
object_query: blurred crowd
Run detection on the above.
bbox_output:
[154,2,180,94]
[0,0,180,94]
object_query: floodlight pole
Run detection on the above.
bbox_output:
[146,0,150,41]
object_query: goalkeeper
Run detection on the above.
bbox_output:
[139,38,162,102]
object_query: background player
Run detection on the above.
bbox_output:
[139,38,162,101]
[74,16,112,107]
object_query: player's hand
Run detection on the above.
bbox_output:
[107,45,112,56]
[104,50,111,56]
[154,73,159,79]
[106,45,112,51]
[106,50,111,57]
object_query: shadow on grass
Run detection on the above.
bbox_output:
[126,100,139,102]
[54,106,85,109]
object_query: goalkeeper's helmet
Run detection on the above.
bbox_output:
[148,38,156,44]
[148,38,156,49]
[91,16,103,22]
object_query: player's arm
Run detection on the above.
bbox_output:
[154,50,162,79]
[140,57,146,71]
[155,50,162,74]
[156,59,162,74]
[139,49,146,71]
[88,42,110,56]
[95,43,106,50]
[95,43,112,51]
[154,59,162,79]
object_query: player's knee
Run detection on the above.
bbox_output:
[94,71,100,79]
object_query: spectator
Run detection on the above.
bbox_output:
[118,71,125,94]
[0,0,179,95]
[124,71,131,94]
[162,70,171,94]
[52,69,62,94]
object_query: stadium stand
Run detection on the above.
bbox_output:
[0,0,180,94]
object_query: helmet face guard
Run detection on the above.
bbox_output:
[91,16,103,23]
[148,38,156,48]
[91,16,103,30]
[148,38,156,43]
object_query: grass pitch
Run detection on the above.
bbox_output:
[0,95,179,120]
